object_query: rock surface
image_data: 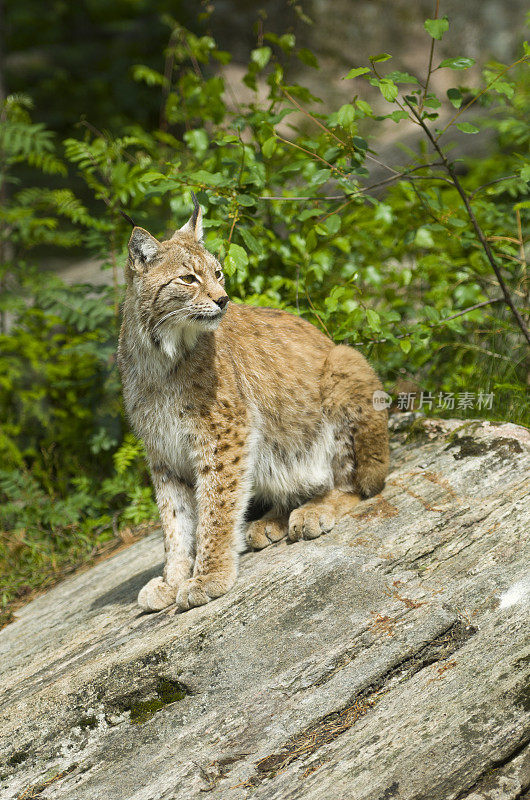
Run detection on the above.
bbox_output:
[1,415,529,800]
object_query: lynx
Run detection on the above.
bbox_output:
[117,196,389,613]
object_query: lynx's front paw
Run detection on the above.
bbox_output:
[137,576,177,611]
[175,572,236,612]
[246,515,288,550]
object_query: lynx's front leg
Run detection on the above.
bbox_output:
[138,467,196,611]
[175,422,250,612]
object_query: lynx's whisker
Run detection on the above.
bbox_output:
[152,309,187,331]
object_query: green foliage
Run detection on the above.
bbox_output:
[1,10,530,618]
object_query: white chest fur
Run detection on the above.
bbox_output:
[124,374,196,484]
[250,411,335,506]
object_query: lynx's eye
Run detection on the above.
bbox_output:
[179,274,198,285]
[215,269,223,280]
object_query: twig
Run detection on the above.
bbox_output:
[405,99,530,346]
[160,28,179,131]
[257,162,446,203]
[516,207,528,322]
[469,174,517,199]
[281,87,401,175]
[419,0,440,114]
[304,286,331,337]
[275,135,349,178]
[436,54,530,140]
[356,297,504,346]
[227,213,238,246]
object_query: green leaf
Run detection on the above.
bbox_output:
[366,309,381,330]
[520,165,530,182]
[369,53,392,63]
[279,34,296,51]
[262,136,277,158]
[438,57,475,70]
[337,103,356,126]
[345,67,370,79]
[325,214,341,235]
[378,79,399,102]
[251,47,272,70]
[414,227,434,248]
[355,99,373,116]
[385,71,419,84]
[455,122,479,134]
[352,136,368,151]
[390,110,409,122]
[424,16,449,40]
[183,129,208,155]
[297,48,319,68]
[374,203,393,224]
[447,88,463,108]
[224,243,248,276]
[239,227,261,254]
[423,95,441,109]
[399,339,412,353]
[186,169,226,186]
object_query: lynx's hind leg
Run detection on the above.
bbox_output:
[288,489,361,541]
[322,344,389,499]
[246,508,289,550]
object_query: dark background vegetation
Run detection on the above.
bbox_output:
[0,0,529,621]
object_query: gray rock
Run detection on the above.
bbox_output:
[1,416,529,800]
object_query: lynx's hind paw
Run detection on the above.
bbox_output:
[287,490,361,542]
[288,505,335,542]
[137,576,177,611]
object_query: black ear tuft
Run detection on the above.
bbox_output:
[190,191,200,229]
[120,209,136,228]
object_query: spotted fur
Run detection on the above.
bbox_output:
[117,205,389,612]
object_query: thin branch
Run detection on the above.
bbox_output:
[280,87,401,175]
[355,297,505,345]
[257,161,446,203]
[314,166,450,223]
[159,29,179,131]
[435,297,505,323]
[227,213,238,246]
[281,87,346,148]
[516,207,528,322]
[436,54,529,140]
[419,0,440,114]
[469,174,517,199]
[304,286,331,337]
[258,194,346,200]
[405,99,530,346]
[275,134,349,177]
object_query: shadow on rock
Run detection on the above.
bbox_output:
[90,564,163,610]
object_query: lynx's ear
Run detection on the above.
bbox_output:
[173,191,203,241]
[128,227,162,272]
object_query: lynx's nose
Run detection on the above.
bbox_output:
[214,295,229,309]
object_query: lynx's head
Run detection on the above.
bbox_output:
[126,196,228,358]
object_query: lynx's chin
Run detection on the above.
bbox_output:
[156,310,226,360]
